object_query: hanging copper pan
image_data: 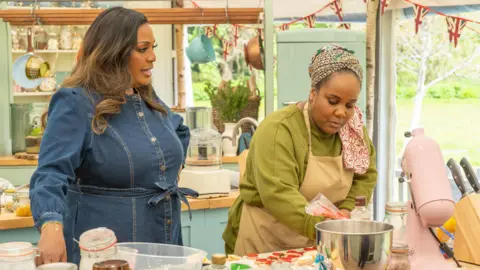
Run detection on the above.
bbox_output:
[244,35,264,70]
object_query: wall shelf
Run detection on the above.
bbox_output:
[12,50,77,54]
[12,91,52,104]
[0,8,263,25]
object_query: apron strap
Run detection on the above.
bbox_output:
[302,102,313,153]
[148,183,199,220]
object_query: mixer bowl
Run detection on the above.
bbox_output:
[116,243,206,270]
[315,220,394,270]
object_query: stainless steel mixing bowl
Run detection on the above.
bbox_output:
[315,220,394,270]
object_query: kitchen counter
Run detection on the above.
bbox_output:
[0,156,239,166]
[0,190,239,231]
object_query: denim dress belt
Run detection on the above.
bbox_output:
[64,183,199,264]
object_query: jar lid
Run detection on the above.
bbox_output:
[391,242,410,254]
[355,196,366,207]
[79,227,117,252]
[0,242,35,258]
[212,254,227,265]
[386,202,408,212]
[92,260,129,270]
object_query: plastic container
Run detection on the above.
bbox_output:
[0,242,37,270]
[116,243,207,270]
[79,228,118,270]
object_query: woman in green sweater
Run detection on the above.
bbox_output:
[222,45,378,255]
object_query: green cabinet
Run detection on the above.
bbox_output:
[276,28,367,115]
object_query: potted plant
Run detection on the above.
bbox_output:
[204,80,249,156]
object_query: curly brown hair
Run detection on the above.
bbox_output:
[41,7,166,134]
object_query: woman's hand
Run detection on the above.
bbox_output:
[340,209,351,219]
[36,223,67,266]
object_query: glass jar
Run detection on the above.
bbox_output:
[47,32,59,50]
[3,190,17,213]
[18,29,27,51]
[79,227,118,270]
[72,27,83,50]
[209,254,227,270]
[383,202,407,243]
[92,260,129,270]
[60,26,72,50]
[387,242,411,270]
[12,28,20,51]
[0,242,37,270]
[34,28,48,50]
[12,190,31,217]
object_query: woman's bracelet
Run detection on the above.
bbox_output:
[41,221,63,232]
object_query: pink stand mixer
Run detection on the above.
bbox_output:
[400,128,459,269]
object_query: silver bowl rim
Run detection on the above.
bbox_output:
[315,220,394,236]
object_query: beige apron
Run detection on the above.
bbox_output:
[234,102,354,256]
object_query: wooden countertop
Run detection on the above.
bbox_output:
[0,191,239,230]
[0,156,239,166]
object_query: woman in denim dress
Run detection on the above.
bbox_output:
[29,7,197,266]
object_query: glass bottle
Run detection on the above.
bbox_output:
[0,242,37,270]
[79,227,118,270]
[209,254,228,270]
[351,196,370,220]
[383,202,407,243]
[387,242,411,270]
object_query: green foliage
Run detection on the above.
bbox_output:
[30,127,42,136]
[204,81,250,123]
[396,86,417,99]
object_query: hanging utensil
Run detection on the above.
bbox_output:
[244,35,264,70]
[12,27,50,89]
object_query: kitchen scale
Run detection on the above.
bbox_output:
[178,107,231,199]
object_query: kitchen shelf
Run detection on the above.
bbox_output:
[12,50,77,54]
[13,92,53,97]
[12,91,53,104]
[0,8,262,25]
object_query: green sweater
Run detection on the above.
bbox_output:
[222,104,377,255]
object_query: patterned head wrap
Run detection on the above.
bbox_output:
[308,44,363,88]
[308,45,370,174]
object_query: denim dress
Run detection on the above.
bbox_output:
[29,87,197,264]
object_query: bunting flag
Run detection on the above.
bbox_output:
[232,24,240,47]
[191,1,199,8]
[223,41,233,60]
[413,4,429,34]
[279,24,290,31]
[304,14,317,28]
[446,16,468,48]
[204,26,214,38]
[381,0,391,15]
[329,0,344,22]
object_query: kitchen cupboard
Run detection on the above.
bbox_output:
[0,207,230,256]
[276,28,367,115]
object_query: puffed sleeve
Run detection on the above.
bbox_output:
[249,121,324,240]
[338,127,378,211]
[29,88,92,230]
